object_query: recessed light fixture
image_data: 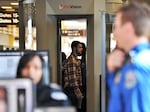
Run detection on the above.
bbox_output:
[1,6,12,9]
[10,2,19,6]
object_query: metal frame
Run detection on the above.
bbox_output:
[100,11,106,112]
[18,0,25,50]
[57,15,89,85]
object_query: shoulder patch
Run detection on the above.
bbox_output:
[125,70,137,89]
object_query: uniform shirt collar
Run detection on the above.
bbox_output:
[129,42,150,58]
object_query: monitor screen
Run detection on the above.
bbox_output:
[0,50,50,84]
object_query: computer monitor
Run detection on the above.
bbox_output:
[0,50,50,85]
[0,79,33,112]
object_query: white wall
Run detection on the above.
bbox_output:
[35,0,57,82]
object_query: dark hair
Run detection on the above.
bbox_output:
[71,41,80,51]
[16,51,45,85]
[81,43,86,56]
[62,52,66,63]
[81,43,86,63]
[118,1,150,37]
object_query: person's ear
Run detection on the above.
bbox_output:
[123,22,135,36]
[73,47,76,52]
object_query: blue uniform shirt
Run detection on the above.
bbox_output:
[107,42,150,112]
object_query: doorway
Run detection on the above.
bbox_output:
[57,16,87,85]
[57,16,88,112]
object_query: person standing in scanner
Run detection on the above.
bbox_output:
[107,2,150,112]
[63,41,83,111]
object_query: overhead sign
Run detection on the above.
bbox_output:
[62,30,86,37]
[59,4,82,10]
[46,0,94,15]
[0,12,19,26]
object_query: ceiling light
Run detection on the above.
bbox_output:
[1,6,12,9]
[10,2,19,6]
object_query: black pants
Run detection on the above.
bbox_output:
[64,87,78,107]
[64,87,84,112]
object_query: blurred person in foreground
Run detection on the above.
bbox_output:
[17,51,69,107]
[17,52,50,106]
[107,2,150,112]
